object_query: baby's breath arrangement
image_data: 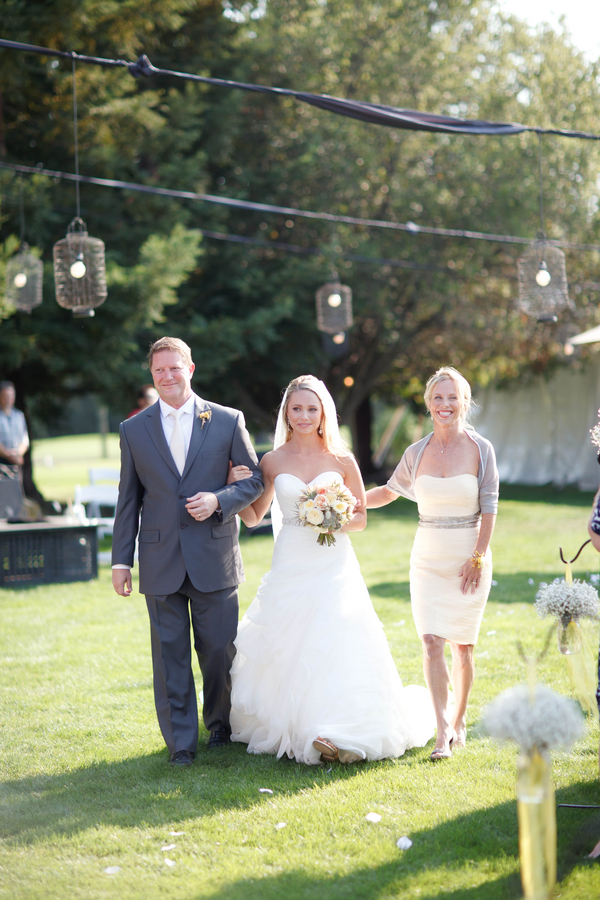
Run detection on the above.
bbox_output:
[535,578,600,622]
[483,684,584,752]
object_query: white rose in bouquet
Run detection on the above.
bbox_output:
[306,508,325,525]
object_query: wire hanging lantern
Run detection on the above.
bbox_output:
[6,243,43,313]
[53,217,107,317]
[517,137,572,321]
[53,58,107,317]
[5,176,43,313]
[517,232,571,320]
[316,277,353,341]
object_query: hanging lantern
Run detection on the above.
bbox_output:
[316,281,353,334]
[517,233,572,320]
[5,243,43,313]
[53,217,107,317]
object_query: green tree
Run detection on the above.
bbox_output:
[176,0,600,466]
[1,0,600,482]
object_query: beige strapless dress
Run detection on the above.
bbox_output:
[410,474,492,645]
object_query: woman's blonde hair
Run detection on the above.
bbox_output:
[423,366,473,422]
[281,375,352,458]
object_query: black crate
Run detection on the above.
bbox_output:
[0,521,98,585]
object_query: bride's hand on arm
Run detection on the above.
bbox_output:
[227,462,253,484]
[230,455,276,528]
[340,458,367,532]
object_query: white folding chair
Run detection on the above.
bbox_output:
[74,483,119,538]
[88,467,120,485]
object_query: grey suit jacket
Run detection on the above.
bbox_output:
[111,394,264,595]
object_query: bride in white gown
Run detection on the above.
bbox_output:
[228,375,435,765]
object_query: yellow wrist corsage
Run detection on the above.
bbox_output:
[470,550,485,569]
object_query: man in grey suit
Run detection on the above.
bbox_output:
[112,337,264,766]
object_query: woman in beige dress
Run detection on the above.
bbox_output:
[365,367,498,760]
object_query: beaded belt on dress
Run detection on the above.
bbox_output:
[418,511,481,529]
[282,517,303,527]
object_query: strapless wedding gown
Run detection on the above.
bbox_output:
[410,474,492,645]
[230,472,435,765]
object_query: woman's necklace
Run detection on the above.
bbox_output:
[436,433,460,454]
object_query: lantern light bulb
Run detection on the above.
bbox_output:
[327,293,342,308]
[564,342,574,356]
[13,272,27,288]
[332,332,345,345]
[343,376,354,387]
[70,258,86,279]
[535,263,551,287]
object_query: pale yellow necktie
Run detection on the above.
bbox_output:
[168,409,186,475]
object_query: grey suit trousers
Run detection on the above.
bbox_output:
[146,575,238,755]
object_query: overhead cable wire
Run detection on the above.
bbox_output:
[1,160,599,252]
[0,38,599,141]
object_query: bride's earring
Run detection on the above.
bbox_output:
[318,423,323,436]
[286,416,292,431]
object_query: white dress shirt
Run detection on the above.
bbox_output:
[159,394,196,456]
[113,393,197,570]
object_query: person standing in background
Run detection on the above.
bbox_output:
[0,381,29,474]
[127,385,159,419]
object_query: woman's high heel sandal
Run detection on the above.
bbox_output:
[430,730,456,760]
[313,737,338,762]
[337,748,364,765]
[313,738,364,765]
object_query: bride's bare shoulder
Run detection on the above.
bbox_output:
[260,447,287,479]
[338,453,359,475]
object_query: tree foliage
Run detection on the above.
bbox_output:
[1,0,600,469]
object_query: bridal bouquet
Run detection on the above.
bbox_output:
[296,482,357,546]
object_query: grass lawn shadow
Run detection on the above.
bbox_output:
[195,779,600,900]
[0,741,387,845]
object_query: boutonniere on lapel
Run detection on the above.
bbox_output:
[198,409,212,430]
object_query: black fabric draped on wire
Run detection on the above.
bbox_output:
[1,38,599,142]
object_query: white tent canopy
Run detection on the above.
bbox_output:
[472,358,600,490]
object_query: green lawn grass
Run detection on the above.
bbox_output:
[2,460,600,898]
[31,433,121,504]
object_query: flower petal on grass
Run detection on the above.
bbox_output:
[164,858,176,868]
[104,866,120,875]
[259,788,273,794]
[170,831,184,836]
[486,630,496,636]
[275,822,287,830]
[365,813,382,823]
[396,836,412,850]
[161,844,176,851]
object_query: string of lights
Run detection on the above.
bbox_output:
[2,160,599,254]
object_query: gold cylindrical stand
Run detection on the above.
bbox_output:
[517,749,556,900]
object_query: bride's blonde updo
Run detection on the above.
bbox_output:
[281,375,352,459]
